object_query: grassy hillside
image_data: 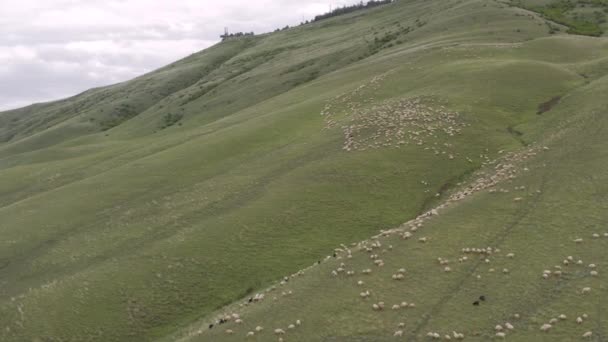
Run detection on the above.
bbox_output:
[0,0,607,341]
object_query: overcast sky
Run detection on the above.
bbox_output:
[0,0,362,111]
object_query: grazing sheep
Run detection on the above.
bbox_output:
[296,320,302,326]
[583,331,593,338]
[394,330,403,337]
[582,287,592,294]
[540,324,552,332]
[507,253,515,258]
[274,328,285,335]
[288,324,295,330]
[558,314,567,320]
[495,325,503,331]
[496,332,506,338]
[360,290,371,299]
[398,322,406,328]
[255,326,264,332]
[589,264,597,269]
[505,322,514,330]
[392,304,400,310]
[513,314,521,319]
[419,237,428,243]
[453,331,465,339]
[502,268,509,274]
[577,317,584,324]
[225,329,233,335]
[235,319,243,324]
[591,270,599,276]
[592,233,600,239]
[247,331,255,337]
[549,318,558,324]
[575,238,584,243]
[444,266,452,273]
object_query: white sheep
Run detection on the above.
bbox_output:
[495,325,503,331]
[577,317,584,324]
[357,280,364,286]
[274,328,285,335]
[246,331,255,337]
[288,324,295,330]
[255,326,264,332]
[549,318,558,324]
[496,332,506,338]
[296,320,301,326]
[575,238,584,243]
[444,266,452,273]
[558,314,567,320]
[394,330,403,337]
[583,331,593,338]
[582,287,592,294]
[506,253,515,258]
[225,329,233,335]
[540,324,552,332]
[505,322,514,330]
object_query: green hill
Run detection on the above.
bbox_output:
[0,0,607,341]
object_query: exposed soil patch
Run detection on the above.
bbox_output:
[537,96,561,115]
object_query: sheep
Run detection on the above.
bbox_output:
[452,331,465,339]
[392,273,405,280]
[549,318,558,324]
[558,314,567,320]
[582,287,592,294]
[360,290,371,299]
[496,332,506,338]
[502,268,509,274]
[506,253,515,258]
[398,268,407,274]
[394,330,403,337]
[583,314,589,318]
[592,233,600,239]
[235,319,243,324]
[513,314,521,319]
[505,322,514,330]
[274,328,286,335]
[392,304,401,310]
[495,325,503,331]
[362,269,372,275]
[398,322,406,328]
[577,317,584,324]
[288,324,295,330]
[578,260,584,265]
[540,324,552,332]
[575,238,584,243]
[419,237,428,243]
[583,331,593,338]
[400,301,409,308]
[567,256,574,261]
[591,270,599,276]
[357,280,364,286]
[589,264,597,269]
[255,326,264,332]
[444,266,452,273]
[296,320,301,326]
[225,329,234,335]
[246,331,255,337]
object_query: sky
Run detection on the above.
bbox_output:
[0,0,362,111]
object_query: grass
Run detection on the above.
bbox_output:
[0,0,606,341]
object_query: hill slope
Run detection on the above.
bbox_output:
[0,0,607,341]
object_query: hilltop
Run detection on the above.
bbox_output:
[0,0,607,341]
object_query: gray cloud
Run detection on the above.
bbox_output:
[0,0,361,111]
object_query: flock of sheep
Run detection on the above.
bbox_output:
[187,73,604,341]
[321,71,467,155]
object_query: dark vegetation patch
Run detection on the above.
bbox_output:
[512,0,608,36]
[537,96,562,114]
[159,113,184,129]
